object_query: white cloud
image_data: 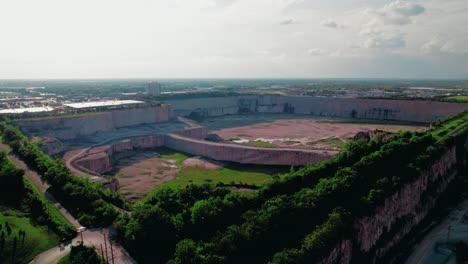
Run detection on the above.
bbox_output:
[373,0,425,25]
[421,36,468,54]
[0,0,467,78]
[307,48,328,56]
[280,18,294,25]
[320,19,344,29]
[363,34,405,49]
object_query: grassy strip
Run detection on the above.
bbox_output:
[159,148,190,166]
[443,95,468,103]
[0,210,59,264]
[23,176,76,238]
[430,111,468,140]
[244,140,278,148]
[57,254,72,264]
[160,167,275,190]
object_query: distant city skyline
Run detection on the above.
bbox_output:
[1,0,467,79]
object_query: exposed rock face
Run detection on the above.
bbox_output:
[164,133,336,166]
[354,146,457,256]
[74,132,337,174]
[175,126,209,139]
[318,137,467,264]
[318,240,353,264]
[39,137,64,155]
[17,105,171,140]
[165,95,468,123]
[74,135,165,174]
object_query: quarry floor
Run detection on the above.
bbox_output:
[112,148,286,201]
[201,114,427,150]
[60,114,427,202]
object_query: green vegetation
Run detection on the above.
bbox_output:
[114,111,468,264]
[159,148,190,166]
[0,148,75,263]
[244,140,278,148]
[0,150,75,239]
[0,210,59,264]
[444,95,468,103]
[58,254,72,264]
[430,111,468,140]
[161,167,274,190]
[23,177,76,239]
[307,137,346,149]
[58,242,105,264]
[0,123,122,227]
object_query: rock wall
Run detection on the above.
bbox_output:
[74,135,165,174]
[318,134,467,263]
[165,95,468,123]
[16,105,171,140]
[74,132,337,174]
[164,133,336,166]
[318,240,353,264]
[354,146,458,260]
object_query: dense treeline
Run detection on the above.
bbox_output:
[0,151,25,206]
[0,124,121,227]
[0,150,76,239]
[114,185,254,263]
[59,242,105,264]
[114,111,468,264]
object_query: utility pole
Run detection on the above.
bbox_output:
[110,237,115,264]
[104,233,109,263]
[100,244,105,262]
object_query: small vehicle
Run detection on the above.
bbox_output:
[77,226,86,232]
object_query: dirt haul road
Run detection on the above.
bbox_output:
[30,228,136,264]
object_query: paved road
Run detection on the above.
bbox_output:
[405,197,468,264]
[0,142,135,263]
[0,142,81,228]
[30,228,137,264]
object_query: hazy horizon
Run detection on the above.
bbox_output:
[2,0,467,79]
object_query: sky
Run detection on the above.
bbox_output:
[0,0,467,79]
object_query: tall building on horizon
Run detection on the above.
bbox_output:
[146,81,161,95]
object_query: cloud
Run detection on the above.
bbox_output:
[362,32,405,49]
[373,0,425,25]
[307,48,327,56]
[320,19,344,29]
[421,36,468,54]
[280,18,294,25]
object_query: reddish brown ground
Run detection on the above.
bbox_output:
[114,155,224,201]
[114,155,178,201]
[182,156,223,170]
[213,119,427,150]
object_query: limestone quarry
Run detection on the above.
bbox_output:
[15,95,468,199]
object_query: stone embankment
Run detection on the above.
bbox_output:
[318,134,468,264]
[74,135,165,174]
[73,133,337,175]
[17,105,171,140]
[165,95,468,123]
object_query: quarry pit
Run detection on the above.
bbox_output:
[15,95,468,200]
